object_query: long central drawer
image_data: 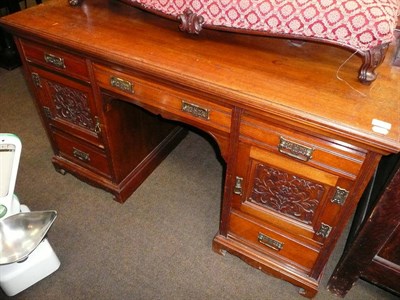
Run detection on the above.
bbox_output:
[93,63,232,134]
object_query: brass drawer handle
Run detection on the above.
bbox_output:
[278,136,314,162]
[110,76,134,93]
[258,233,284,251]
[181,101,210,120]
[73,147,90,162]
[44,53,65,69]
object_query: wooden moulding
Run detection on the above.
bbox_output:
[68,0,394,85]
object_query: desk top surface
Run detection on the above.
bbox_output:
[1,0,399,153]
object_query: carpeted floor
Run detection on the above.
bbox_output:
[0,65,398,299]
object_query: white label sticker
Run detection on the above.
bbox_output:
[372,126,389,135]
[371,119,391,135]
[372,119,392,130]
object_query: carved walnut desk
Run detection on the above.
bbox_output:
[1,0,399,297]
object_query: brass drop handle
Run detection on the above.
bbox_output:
[44,53,65,69]
[73,147,90,162]
[278,136,314,162]
[110,76,134,93]
[181,101,210,120]
[258,233,284,251]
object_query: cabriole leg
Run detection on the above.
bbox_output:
[358,43,389,84]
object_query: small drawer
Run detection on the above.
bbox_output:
[240,114,366,180]
[52,130,111,178]
[19,39,89,81]
[93,63,232,133]
[229,211,320,273]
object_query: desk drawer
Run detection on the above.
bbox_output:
[93,63,232,133]
[240,114,366,180]
[229,211,320,273]
[19,39,89,81]
[52,130,111,178]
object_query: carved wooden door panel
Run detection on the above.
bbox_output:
[29,65,101,146]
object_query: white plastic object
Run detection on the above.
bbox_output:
[0,205,61,296]
[0,134,22,219]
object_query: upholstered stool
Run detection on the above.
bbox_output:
[110,0,400,84]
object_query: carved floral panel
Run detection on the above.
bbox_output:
[48,81,95,131]
[248,163,325,224]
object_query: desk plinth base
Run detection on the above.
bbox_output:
[212,234,319,298]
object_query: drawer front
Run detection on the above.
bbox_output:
[52,130,111,178]
[93,63,232,133]
[229,211,320,273]
[240,114,366,180]
[19,39,89,81]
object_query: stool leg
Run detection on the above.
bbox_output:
[358,43,389,84]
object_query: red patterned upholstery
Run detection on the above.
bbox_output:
[129,0,399,52]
